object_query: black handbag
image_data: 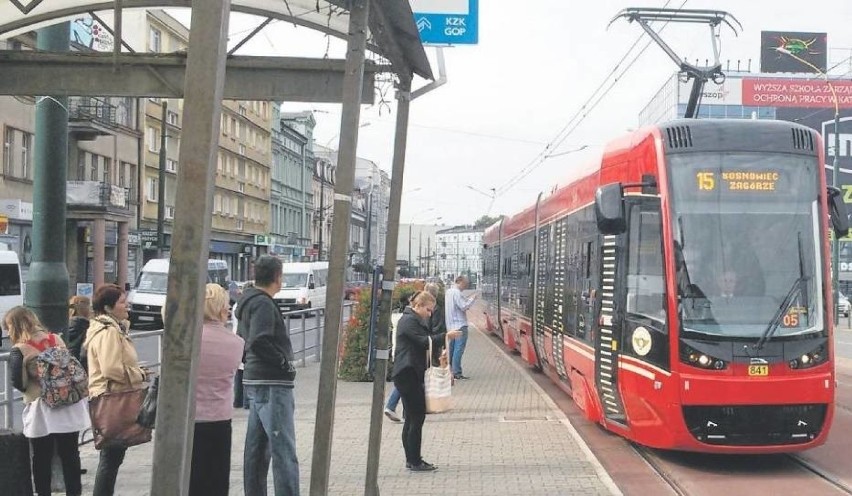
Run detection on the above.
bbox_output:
[136,376,159,429]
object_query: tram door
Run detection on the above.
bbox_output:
[595,225,628,424]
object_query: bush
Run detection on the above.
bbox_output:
[338,288,373,382]
[392,281,424,310]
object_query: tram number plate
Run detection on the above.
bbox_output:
[748,365,769,376]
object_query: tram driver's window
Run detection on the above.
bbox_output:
[626,207,665,322]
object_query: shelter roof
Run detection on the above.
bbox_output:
[0,0,432,80]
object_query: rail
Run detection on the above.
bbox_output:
[0,302,354,431]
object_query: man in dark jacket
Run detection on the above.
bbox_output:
[235,255,299,496]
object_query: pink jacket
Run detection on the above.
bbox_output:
[195,320,244,422]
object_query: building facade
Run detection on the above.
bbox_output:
[119,9,272,281]
[0,29,140,293]
[436,226,483,285]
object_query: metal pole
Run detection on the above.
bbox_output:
[834,110,841,325]
[418,230,422,277]
[366,190,373,275]
[408,224,412,274]
[26,22,70,332]
[310,1,370,493]
[157,101,167,257]
[318,176,324,260]
[149,0,230,493]
[365,75,412,496]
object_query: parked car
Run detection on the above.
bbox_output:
[839,292,850,318]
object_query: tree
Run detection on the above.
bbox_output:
[474,214,502,229]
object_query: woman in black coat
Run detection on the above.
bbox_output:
[65,296,91,370]
[392,291,460,472]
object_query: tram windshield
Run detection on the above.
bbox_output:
[668,152,823,339]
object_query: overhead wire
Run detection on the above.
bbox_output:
[494,0,690,197]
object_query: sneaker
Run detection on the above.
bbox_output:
[408,461,438,472]
[384,408,402,422]
[454,374,470,380]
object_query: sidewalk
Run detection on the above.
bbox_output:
[77,325,618,495]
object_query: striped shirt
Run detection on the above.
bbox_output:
[445,284,475,330]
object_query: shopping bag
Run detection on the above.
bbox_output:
[136,376,159,429]
[425,338,453,413]
[89,388,152,450]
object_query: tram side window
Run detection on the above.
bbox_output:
[626,205,666,324]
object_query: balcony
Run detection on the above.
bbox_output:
[68,97,119,140]
[67,181,130,212]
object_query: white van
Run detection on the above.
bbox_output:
[128,258,229,328]
[0,250,23,345]
[273,261,328,313]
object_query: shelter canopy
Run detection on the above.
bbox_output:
[0,0,432,80]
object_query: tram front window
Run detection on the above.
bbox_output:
[668,152,823,339]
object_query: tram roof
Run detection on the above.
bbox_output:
[0,0,433,80]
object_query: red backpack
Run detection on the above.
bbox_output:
[27,334,89,408]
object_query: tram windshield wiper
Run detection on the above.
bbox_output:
[754,233,809,350]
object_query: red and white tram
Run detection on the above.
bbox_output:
[480,119,849,453]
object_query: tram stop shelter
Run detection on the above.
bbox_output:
[0,0,432,494]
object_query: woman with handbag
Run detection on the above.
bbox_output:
[189,283,244,496]
[84,284,149,496]
[7,306,89,496]
[392,291,461,472]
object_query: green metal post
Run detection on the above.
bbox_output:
[26,23,71,331]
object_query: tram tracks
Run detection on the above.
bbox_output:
[787,454,852,495]
[632,446,689,496]
[632,445,852,496]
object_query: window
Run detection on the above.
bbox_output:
[223,195,230,215]
[167,110,179,126]
[90,154,99,181]
[3,127,14,175]
[166,158,177,173]
[239,106,247,117]
[165,205,175,220]
[214,194,221,213]
[102,157,112,184]
[20,132,31,180]
[238,182,245,193]
[77,152,86,180]
[221,114,228,135]
[149,27,161,52]
[119,161,129,188]
[147,126,159,152]
[230,117,237,136]
[236,219,244,231]
[146,177,158,202]
[232,197,238,216]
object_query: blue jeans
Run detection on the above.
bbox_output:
[244,385,300,496]
[449,325,469,376]
[385,385,401,411]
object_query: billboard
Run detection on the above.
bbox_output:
[742,78,852,109]
[677,79,743,106]
[760,31,827,74]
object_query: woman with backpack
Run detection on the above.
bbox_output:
[7,305,89,496]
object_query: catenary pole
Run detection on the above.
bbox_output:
[310,0,370,493]
[26,22,70,332]
[365,75,412,496]
[149,0,230,493]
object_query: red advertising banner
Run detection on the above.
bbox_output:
[742,78,852,108]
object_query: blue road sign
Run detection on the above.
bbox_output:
[412,0,478,45]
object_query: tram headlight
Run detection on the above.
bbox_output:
[788,344,827,370]
[681,344,727,370]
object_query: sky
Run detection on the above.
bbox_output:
[177,0,852,227]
